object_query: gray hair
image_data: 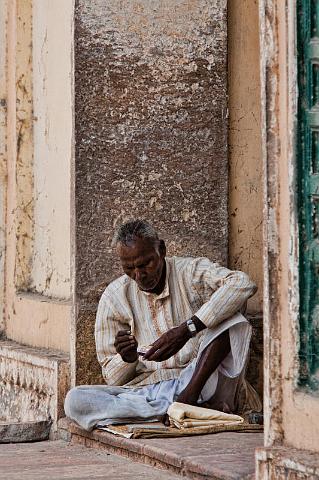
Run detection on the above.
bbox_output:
[112,219,159,247]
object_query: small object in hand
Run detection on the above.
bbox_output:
[137,345,152,356]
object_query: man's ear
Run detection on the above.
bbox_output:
[159,239,166,257]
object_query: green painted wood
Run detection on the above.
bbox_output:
[308,107,319,127]
[298,0,319,390]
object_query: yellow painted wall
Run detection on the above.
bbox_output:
[4,0,73,353]
[228,0,263,314]
[31,0,73,300]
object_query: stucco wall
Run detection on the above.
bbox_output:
[228,0,263,314]
[4,0,73,353]
[74,0,228,384]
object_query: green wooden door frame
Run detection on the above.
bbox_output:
[297,0,319,390]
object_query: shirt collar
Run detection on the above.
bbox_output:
[138,258,170,300]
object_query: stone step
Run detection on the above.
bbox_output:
[58,418,263,479]
[0,440,180,479]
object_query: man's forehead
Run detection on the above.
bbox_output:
[116,237,158,259]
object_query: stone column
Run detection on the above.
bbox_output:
[73,0,228,384]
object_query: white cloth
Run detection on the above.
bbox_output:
[65,313,251,431]
[95,256,256,387]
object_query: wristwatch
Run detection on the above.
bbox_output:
[186,319,197,337]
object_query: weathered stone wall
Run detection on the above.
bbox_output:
[74,0,228,384]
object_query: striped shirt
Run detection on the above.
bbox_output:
[95,256,257,387]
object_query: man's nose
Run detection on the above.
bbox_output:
[135,268,146,281]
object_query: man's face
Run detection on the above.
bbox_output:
[117,237,165,292]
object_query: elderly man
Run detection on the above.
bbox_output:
[65,219,260,431]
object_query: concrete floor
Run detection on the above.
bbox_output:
[0,440,180,480]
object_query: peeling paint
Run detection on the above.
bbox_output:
[0,0,8,334]
[257,0,287,459]
[3,0,73,352]
[14,0,34,291]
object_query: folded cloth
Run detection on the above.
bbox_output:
[167,402,244,429]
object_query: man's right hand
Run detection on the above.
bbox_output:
[114,330,138,363]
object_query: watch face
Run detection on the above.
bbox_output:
[187,320,197,335]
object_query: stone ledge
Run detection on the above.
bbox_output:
[0,339,70,435]
[256,445,319,479]
[58,418,263,479]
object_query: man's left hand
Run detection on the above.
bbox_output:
[143,323,191,362]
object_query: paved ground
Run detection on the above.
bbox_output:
[0,440,180,480]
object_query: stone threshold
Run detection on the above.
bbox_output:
[256,445,319,478]
[58,417,263,479]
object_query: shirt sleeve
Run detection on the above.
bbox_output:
[95,292,137,386]
[191,258,257,329]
